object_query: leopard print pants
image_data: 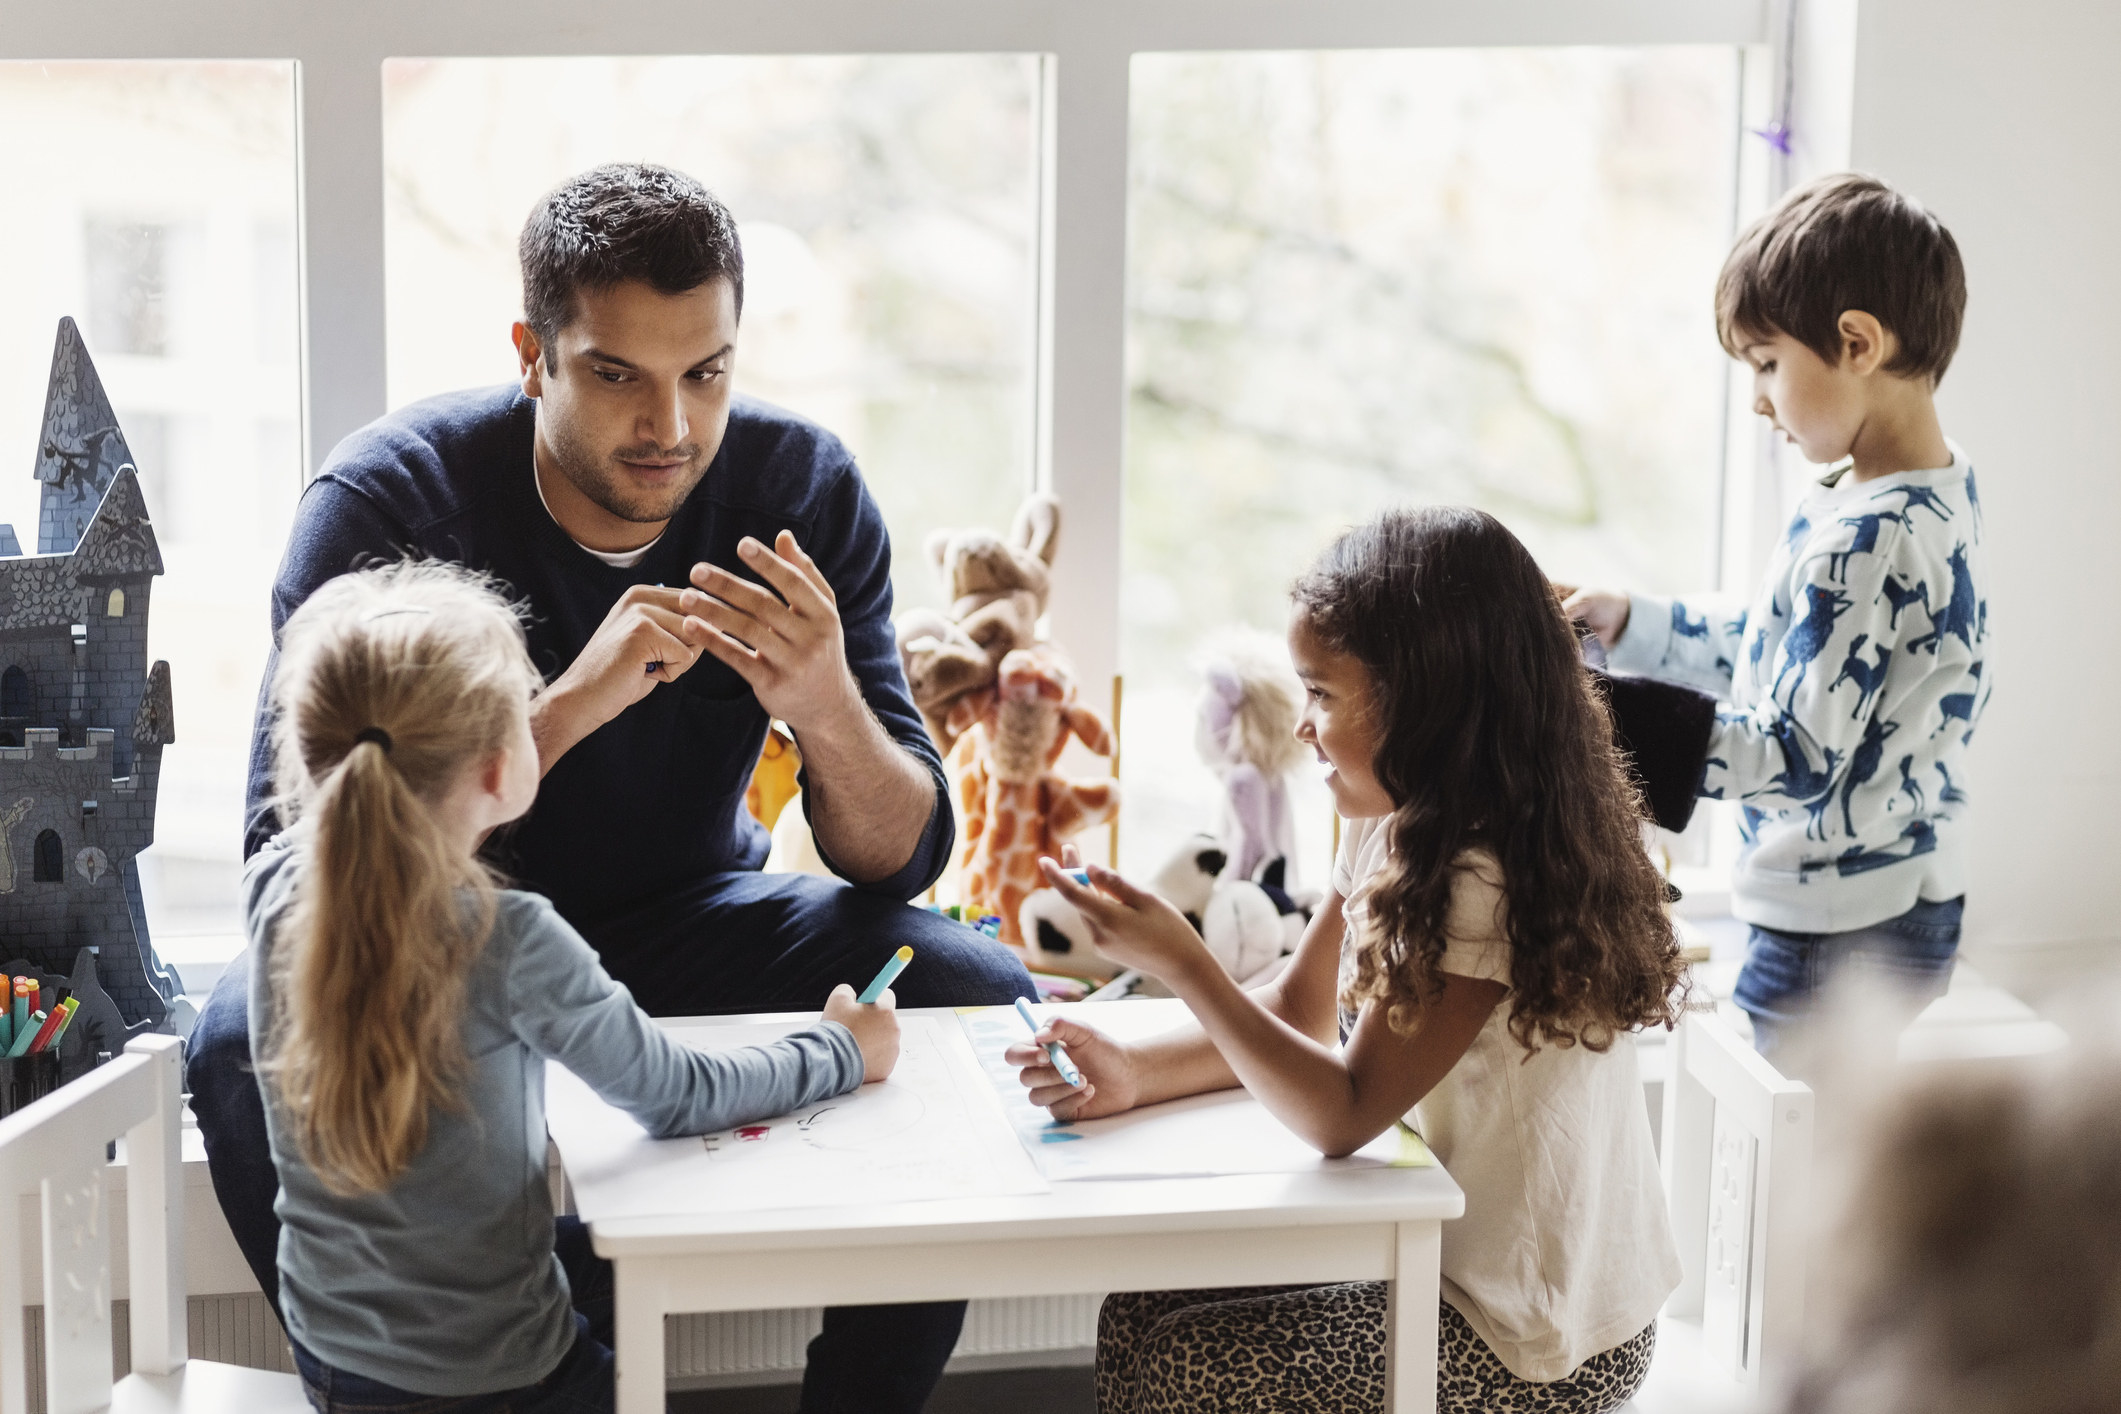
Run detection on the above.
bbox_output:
[1097,1284,1655,1414]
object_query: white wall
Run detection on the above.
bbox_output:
[1850,0,2121,965]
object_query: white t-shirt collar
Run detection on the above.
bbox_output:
[532,452,666,570]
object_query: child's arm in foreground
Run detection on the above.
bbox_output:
[1022,863,1505,1156]
[505,897,897,1137]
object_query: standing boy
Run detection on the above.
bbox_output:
[1566,173,1987,1059]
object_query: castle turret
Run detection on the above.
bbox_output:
[31,317,136,556]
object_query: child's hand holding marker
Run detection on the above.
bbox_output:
[1014,996,1083,1087]
[1003,1007,1141,1122]
[823,946,911,1084]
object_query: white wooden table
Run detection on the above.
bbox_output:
[550,1005,1464,1414]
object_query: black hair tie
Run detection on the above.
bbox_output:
[355,727,394,753]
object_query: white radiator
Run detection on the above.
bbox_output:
[19,1292,1096,1406]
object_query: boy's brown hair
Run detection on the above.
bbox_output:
[1716,172,1966,383]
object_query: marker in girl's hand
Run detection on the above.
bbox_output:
[1014,996,1084,1089]
[858,946,914,1004]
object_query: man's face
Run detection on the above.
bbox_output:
[516,277,738,527]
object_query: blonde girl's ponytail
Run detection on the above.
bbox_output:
[258,561,541,1196]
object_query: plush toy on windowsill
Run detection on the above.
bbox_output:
[1018,834,1306,986]
[1196,630,1309,892]
[895,494,1062,755]
[956,644,1117,950]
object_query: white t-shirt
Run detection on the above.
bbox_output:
[533,455,664,568]
[1333,814,1680,1382]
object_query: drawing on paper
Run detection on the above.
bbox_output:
[546,1014,1048,1222]
[793,1086,930,1152]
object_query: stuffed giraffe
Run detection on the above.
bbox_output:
[956,645,1118,949]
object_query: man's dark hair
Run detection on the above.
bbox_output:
[1716,172,1966,383]
[519,163,744,364]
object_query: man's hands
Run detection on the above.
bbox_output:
[1004,1014,1143,1121]
[688,532,864,734]
[531,584,717,774]
[528,528,935,882]
[822,982,901,1084]
[526,530,871,778]
[1555,584,1632,651]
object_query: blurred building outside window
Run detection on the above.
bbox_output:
[0,61,302,966]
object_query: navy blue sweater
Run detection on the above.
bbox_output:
[243,386,951,922]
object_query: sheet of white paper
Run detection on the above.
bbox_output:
[960,1001,1434,1181]
[549,1014,1048,1221]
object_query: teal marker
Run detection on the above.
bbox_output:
[858,946,913,1004]
[7,1012,43,1058]
[1015,996,1084,1088]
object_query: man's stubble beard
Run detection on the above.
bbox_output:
[543,408,710,526]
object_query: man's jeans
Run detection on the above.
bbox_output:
[190,869,1035,1414]
[1733,895,1965,1062]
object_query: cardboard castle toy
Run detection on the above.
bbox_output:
[0,318,180,1043]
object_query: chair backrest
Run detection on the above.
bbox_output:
[1660,1010,1812,1390]
[0,1036,186,1414]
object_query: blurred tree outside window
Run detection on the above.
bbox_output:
[1121,48,1742,882]
[380,55,1043,620]
[0,62,302,951]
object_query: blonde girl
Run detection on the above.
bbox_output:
[1011,507,1686,1414]
[249,560,896,1413]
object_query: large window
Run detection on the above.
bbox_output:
[0,62,302,945]
[381,55,1043,617]
[1119,48,1743,880]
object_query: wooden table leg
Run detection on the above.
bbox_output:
[615,1259,667,1414]
[1384,1220,1442,1414]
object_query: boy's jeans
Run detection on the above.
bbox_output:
[1733,896,1965,1061]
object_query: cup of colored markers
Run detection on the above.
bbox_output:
[1014,996,1084,1089]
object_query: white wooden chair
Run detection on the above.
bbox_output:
[0,1035,307,1414]
[1657,1009,1813,1393]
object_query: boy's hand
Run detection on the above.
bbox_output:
[1559,586,1632,650]
[1004,1015,1142,1121]
[823,982,900,1084]
[1037,857,1218,988]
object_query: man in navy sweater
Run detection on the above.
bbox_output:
[188,163,1034,1413]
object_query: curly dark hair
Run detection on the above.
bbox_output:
[1292,506,1685,1053]
[518,162,745,366]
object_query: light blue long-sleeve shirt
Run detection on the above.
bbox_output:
[1609,447,1989,932]
[244,836,863,1395]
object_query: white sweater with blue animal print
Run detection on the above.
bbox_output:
[1609,447,1988,933]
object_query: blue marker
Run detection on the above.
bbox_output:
[1061,867,1090,886]
[1014,996,1084,1089]
[858,946,913,1004]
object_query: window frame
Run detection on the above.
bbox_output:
[8,0,1853,963]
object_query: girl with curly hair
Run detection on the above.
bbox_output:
[1013,506,1687,1413]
